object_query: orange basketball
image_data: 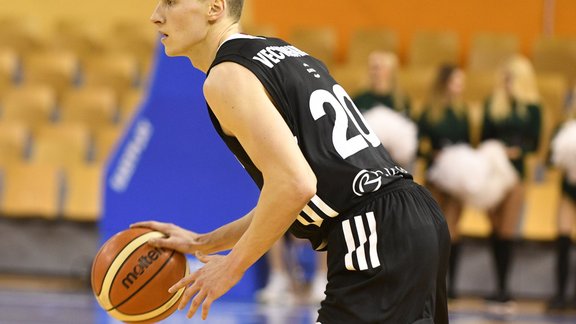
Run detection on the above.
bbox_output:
[91,227,189,323]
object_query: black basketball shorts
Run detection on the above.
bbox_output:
[316,179,450,324]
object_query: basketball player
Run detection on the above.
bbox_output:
[133,0,450,322]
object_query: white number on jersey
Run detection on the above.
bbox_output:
[309,85,380,159]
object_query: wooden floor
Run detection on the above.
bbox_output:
[1,283,576,324]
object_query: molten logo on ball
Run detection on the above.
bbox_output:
[122,247,166,289]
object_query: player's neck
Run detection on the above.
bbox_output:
[187,22,240,73]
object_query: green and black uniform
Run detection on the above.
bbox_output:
[353,91,411,117]
[417,105,471,168]
[481,100,542,178]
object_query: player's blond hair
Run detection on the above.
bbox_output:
[488,55,540,121]
[226,0,243,22]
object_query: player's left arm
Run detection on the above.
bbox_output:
[171,62,317,319]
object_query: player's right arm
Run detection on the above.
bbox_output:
[131,208,254,255]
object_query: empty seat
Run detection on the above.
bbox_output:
[408,31,459,69]
[0,162,61,219]
[463,70,495,103]
[50,19,106,57]
[119,88,144,124]
[397,67,436,117]
[0,121,29,166]
[532,36,576,85]
[288,27,338,68]
[81,52,140,94]
[1,84,57,130]
[30,123,90,168]
[62,163,103,222]
[347,28,398,66]
[0,17,47,55]
[103,20,157,73]
[93,125,123,163]
[22,49,79,96]
[468,33,519,72]
[330,64,369,98]
[59,86,118,131]
[0,47,19,98]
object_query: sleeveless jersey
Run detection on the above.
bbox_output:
[207,35,412,250]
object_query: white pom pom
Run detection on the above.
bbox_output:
[362,106,418,168]
[427,140,518,210]
[551,120,576,184]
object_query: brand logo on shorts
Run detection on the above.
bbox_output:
[352,170,384,196]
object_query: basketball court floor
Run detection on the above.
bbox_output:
[1,287,576,324]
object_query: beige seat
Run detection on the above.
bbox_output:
[50,19,106,57]
[408,31,459,69]
[463,70,495,103]
[103,20,157,75]
[119,88,144,124]
[330,64,369,98]
[1,85,57,130]
[30,123,90,168]
[22,49,79,97]
[0,48,18,98]
[59,86,118,131]
[62,163,103,222]
[93,125,123,163]
[0,162,61,219]
[288,27,338,68]
[347,28,398,66]
[532,36,576,85]
[82,52,140,95]
[0,17,47,55]
[397,67,436,118]
[468,33,519,72]
[0,121,29,167]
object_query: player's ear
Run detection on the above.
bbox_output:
[207,0,226,22]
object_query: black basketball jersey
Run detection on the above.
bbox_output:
[207,35,412,250]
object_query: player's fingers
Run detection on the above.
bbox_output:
[178,281,200,311]
[129,221,167,231]
[201,295,214,320]
[195,251,212,263]
[169,272,197,294]
[187,290,207,319]
[147,237,179,250]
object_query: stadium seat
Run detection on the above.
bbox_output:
[0,47,19,98]
[397,67,435,117]
[119,88,144,124]
[93,125,123,163]
[0,84,57,130]
[62,163,103,222]
[467,33,519,72]
[30,123,90,168]
[59,86,118,131]
[81,52,140,94]
[50,19,106,57]
[0,17,47,55]
[0,121,29,167]
[532,36,576,86]
[347,28,398,66]
[22,49,79,97]
[0,162,61,219]
[463,70,495,103]
[408,31,460,69]
[103,20,157,75]
[288,27,338,68]
[330,63,368,98]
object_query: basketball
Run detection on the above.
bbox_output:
[91,227,189,323]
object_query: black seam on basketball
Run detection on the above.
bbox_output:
[97,230,158,298]
[108,250,177,313]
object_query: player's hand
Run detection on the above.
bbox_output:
[169,252,244,320]
[130,221,208,255]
